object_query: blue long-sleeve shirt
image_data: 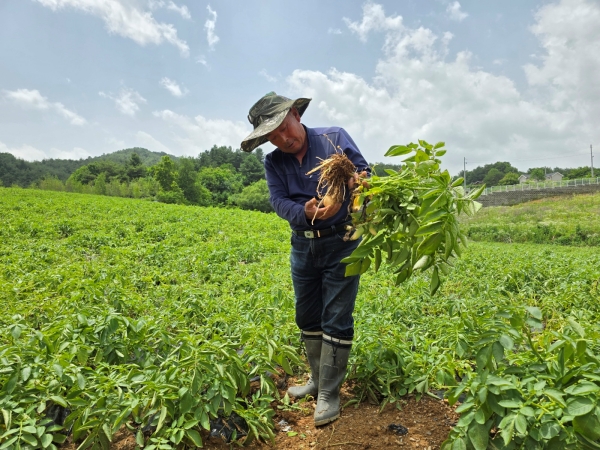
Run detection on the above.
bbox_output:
[264,126,370,231]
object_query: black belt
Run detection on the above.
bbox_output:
[292,223,351,239]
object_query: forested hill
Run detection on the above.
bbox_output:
[0,147,175,187]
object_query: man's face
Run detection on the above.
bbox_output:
[266,108,306,154]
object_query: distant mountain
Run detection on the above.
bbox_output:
[0,147,178,187]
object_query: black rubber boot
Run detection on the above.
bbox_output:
[287,331,322,398]
[314,334,352,426]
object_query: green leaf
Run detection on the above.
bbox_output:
[501,417,515,446]
[568,317,585,338]
[41,434,53,449]
[186,429,202,447]
[467,184,486,200]
[4,374,17,394]
[49,396,67,408]
[568,397,596,416]
[385,145,412,157]
[499,334,514,351]
[156,406,168,433]
[418,233,443,255]
[430,267,440,296]
[566,382,600,396]
[467,422,489,450]
[515,414,528,435]
[451,437,466,450]
[180,391,194,415]
[413,255,431,271]
[526,306,542,320]
[574,412,600,441]
[360,256,371,274]
[433,141,445,149]
[21,366,31,382]
[345,260,362,277]
[415,221,444,237]
[540,422,560,439]
[499,400,521,409]
[21,433,38,446]
[77,373,85,390]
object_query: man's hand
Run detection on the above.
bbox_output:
[304,198,341,221]
[348,171,369,190]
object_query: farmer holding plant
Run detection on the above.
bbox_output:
[241,92,370,426]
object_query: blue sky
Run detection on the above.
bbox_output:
[0,0,598,175]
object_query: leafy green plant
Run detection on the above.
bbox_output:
[344,140,484,294]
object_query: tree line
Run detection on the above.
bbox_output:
[456,162,595,187]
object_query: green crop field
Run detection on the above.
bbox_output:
[1,188,600,449]
[461,192,600,246]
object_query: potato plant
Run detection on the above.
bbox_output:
[0,188,599,449]
[343,140,484,295]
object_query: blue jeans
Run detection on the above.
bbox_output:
[290,230,360,340]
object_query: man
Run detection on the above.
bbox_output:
[241,92,369,426]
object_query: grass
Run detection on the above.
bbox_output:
[460,192,600,245]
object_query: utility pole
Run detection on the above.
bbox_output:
[463,157,467,192]
[591,145,594,178]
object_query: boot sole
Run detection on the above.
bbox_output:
[314,412,340,427]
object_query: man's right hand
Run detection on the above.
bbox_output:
[304,198,341,221]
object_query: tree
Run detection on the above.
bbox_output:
[197,166,243,205]
[156,181,186,204]
[177,157,201,204]
[230,179,273,212]
[126,152,146,180]
[498,172,520,185]
[153,156,177,191]
[457,161,520,185]
[482,168,504,186]
[239,154,265,185]
[94,172,107,195]
[529,168,546,181]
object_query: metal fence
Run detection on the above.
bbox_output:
[479,177,600,196]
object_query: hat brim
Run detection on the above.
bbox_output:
[241,98,311,152]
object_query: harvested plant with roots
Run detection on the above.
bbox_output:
[307,152,356,207]
[310,140,485,295]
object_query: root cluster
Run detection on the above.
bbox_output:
[307,152,357,204]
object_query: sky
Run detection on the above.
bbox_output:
[0,0,598,176]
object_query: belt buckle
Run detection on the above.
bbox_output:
[304,230,315,238]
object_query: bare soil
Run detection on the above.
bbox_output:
[72,374,458,450]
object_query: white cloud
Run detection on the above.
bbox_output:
[149,1,191,20]
[446,1,468,22]
[523,0,600,138]
[0,141,47,161]
[35,0,189,56]
[204,5,219,50]
[287,0,599,173]
[4,88,86,125]
[153,109,250,155]
[159,77,188,97]
[99,88,147,116]
[135,131,171,153]
[328,28,342,35]
[196,55,208,67]
[0,141,91,161]
[492,59,505,65]
[259,69,278,83]
[343,2,403,42]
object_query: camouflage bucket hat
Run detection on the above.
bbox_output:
[241,92,311,152]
